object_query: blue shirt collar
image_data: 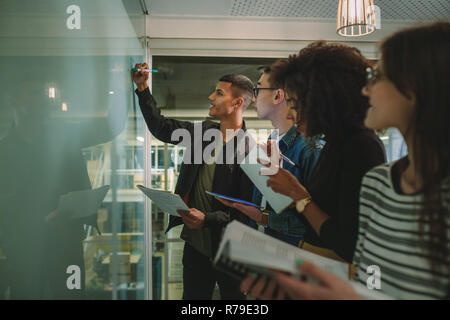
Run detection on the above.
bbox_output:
[269,125,300,149]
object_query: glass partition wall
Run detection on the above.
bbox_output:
[0,0,148,300]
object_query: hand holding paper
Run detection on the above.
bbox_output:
[137,185,188,217]
[215,221,392,300]
[216,197,264,223]
[259,160,310,202]
[240,146,292,213]
[241,274,286,299]
[271,261,362,300]
[177,208,205,229]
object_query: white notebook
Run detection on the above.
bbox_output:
[214,220,393,300]
[240,146,293,213]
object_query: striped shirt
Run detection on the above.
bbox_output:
[353,161,449,299]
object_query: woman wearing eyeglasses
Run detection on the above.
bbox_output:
[244,22,449,300]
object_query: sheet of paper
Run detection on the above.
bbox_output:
[57,185,110,219]
[137,185,188,217]
[240,146,293,214]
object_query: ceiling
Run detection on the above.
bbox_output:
[147,0,450,21]
[1,0,448,21]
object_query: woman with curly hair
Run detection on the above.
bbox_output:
[261,41,386,263]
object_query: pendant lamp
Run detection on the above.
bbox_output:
[337,0,378,37]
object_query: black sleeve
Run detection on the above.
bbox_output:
[318,133,386,262]
[203,211,230,228]
[135,88,195,144]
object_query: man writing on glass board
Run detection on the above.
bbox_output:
[133,62,254,300]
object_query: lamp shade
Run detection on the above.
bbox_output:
[337,0,377,37]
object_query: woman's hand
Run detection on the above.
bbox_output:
[214,197,236,209]
[273,261,362,300]
[240,273,286,300]
[215,197,264,223]
[259,159,310,202]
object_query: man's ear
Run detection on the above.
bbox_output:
[233,97,245,109]
[273,89,285,105]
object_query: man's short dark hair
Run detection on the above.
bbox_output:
[219,74,254,109]
[257,65,275,87]
[258,65,271,74]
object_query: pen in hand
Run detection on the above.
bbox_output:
[131,68,159,73]
[280,153,300,169]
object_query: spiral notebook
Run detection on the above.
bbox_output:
[213,221,393,300]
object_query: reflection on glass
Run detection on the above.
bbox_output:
[0,0,147,300]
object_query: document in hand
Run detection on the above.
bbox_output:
[137,185,188,217]
[214,220,349,280]
[57,185,110,219]
[213,221,393,300]
[240,146,293,213]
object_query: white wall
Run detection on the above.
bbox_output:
[147,15,418,59]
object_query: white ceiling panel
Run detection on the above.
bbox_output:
[229,0,450,20]
[148,0,450,21]
[230,0,337,18]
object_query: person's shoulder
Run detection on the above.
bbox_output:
[345,128,381,146]
[343,129,384,155]
[363,162,391,181]
[202,119,220,131]
[361,160,399,191]
[294,134,323,155]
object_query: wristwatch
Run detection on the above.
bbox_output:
[295,197,312,213]
[259,211,269,226]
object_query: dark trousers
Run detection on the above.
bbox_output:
[182,242,245,300]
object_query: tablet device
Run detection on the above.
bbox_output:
[205,191,261,208]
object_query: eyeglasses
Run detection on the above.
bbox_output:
[366,66,384,85]
[253,87,277,98]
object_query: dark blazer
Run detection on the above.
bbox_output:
[301,128,386,262]
[135,88,253,257]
